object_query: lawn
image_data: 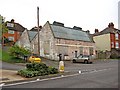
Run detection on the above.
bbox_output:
[0,48,25,63]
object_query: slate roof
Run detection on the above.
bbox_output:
[7,22,25,32]
[93,28,120,36]
[50,24,92,42]
[28,31,38,42]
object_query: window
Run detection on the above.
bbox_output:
[8,36,14,41]
[115,42,119,48]
[7,23,14,27]
[111,42,114,48]
[79,47,83,55]
[115,33,119,40]
[44,41,50,55]
[89,47,94,55]
[8,30,14,34]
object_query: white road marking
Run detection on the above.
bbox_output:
[2,68,111,87]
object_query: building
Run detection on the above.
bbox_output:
[93,22,120,58]
[3,19,25,45]
[118,1,120,29]
[16,29,38,51]
[31,21,96,60]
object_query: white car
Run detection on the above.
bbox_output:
[72,55,93,64]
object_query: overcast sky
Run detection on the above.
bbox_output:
[0,0,119,33]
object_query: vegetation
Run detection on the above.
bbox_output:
[2,21,8,33]
[0,48,25,63]
[18,63,58,78]
[9,45,31,58]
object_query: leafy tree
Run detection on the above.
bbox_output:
[2,21,8,34]
[9,45,31,58]
[0,21,9,44]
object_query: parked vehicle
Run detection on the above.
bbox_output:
[72,55,93,64]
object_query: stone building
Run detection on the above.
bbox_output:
[16,29,38,51]
[31,21,96,60]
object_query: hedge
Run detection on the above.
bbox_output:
[18,63,58,78]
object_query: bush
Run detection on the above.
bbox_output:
[110,53,118,59]
[9,45,31,58]
[18,63,58,78]
[18,69,39,78]
[48,66,58,74]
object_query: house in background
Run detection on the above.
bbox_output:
[93,22,120,58]
[3,19,25,45]
[31,21,96,60]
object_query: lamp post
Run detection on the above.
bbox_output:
[37,7,40,56]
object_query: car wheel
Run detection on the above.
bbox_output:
[84,60,88,64]
[73,60,76,63]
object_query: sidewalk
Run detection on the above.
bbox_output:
[0,69,28,84]
[0,69,71,84]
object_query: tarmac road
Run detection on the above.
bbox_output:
[1,59,119,88]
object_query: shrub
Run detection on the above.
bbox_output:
[48,66,58,74]
[18,63,58,78]
[18,69,39,78]
[110,53,118,59]
[9,45,31,58]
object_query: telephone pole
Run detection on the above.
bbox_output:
[37,7,40,56]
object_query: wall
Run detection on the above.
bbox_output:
[55,39,95,60]
[16,29,30,49]
[39,21,56,60]
[93,34,111,51]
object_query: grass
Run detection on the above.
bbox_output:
[0,48,25,63]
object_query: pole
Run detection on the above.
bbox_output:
[37,7,40,56]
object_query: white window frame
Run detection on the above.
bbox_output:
[8,36,14,41]
[8,30,14,34]
[111,42,114,48]
[7,23,14,27]
[115,33,119,40]
[115,41,119,48]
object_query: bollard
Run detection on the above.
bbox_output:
[59,61,64,73]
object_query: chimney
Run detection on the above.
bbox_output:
[53,21,64,27]
[11,19,15,23]
[86,30,90,34]
[95,29,99,33]
[73,26,82,30]
[108,22,114,28]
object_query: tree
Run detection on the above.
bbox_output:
[9,45,31,58]
[0,21,9,45]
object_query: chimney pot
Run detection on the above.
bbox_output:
[11,19,15,23]
[108,22,114,28]
[95,29,99,33]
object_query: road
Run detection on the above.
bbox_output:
[0,61,25,70]
[2,59,119,88]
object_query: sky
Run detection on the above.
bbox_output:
[0,0,119,33]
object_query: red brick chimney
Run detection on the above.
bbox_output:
[108,22,114,28]
[95,29,99,33]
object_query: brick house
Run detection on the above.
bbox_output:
[31,21,96,60]
[93,22,120,58]
[3,19,25,45]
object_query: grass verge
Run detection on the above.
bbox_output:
[0,48,25,63]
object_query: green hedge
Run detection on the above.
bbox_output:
[18,63,58,78]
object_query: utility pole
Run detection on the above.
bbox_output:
[37,7,40,56]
